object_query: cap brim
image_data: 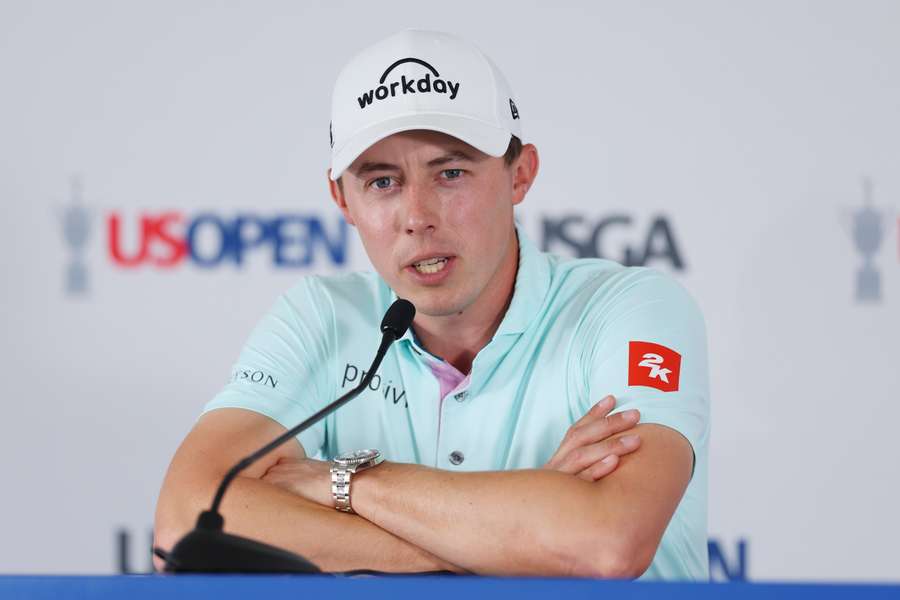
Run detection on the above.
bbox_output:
[330,113,512,180]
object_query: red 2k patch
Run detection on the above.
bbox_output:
[628,341,682,392]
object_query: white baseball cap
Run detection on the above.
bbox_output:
[329,30,523,180]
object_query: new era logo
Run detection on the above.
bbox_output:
[628,341,681,392]
[509,98,519,119]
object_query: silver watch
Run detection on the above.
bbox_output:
[330,449,384,513]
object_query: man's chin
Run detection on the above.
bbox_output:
[400,290,468,319]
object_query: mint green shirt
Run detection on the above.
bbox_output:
[204,228,710,580]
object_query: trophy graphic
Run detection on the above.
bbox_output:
[848,177,884,302]
[60,175,92,296]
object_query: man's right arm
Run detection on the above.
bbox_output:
[152,407,462,573]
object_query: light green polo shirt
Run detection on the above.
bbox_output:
[204,227,710,581]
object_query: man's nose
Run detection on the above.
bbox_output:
[402,183,439,235]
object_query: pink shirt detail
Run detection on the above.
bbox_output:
[427,358,470,400]
[426,358,470,444]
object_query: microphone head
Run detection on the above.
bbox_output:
[380,299,416,340]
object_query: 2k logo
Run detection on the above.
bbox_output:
[639,353,671,382]
[628,341,681,392]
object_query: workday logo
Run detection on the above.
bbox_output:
[357,57,461,109]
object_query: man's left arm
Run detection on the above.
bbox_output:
[350,422,692,577]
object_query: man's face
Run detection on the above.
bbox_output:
[330,130,526,319]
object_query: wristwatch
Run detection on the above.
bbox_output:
[330,449,384,513]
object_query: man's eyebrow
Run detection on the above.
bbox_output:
[426,150,483,167]
[353,162,401,176]
[352,150,483,176]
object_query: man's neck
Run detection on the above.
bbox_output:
[411,233,520,374]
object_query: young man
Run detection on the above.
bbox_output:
[154,30,709,580]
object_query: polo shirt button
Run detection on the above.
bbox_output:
[453,391,468,402]
[449,450,465,465]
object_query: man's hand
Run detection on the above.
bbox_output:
[543,395,641,481]
[261,456,334,508]
[264,394,641,507]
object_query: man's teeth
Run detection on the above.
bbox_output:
[413,257,449,274]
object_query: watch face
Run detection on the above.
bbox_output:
[336,448,380,465]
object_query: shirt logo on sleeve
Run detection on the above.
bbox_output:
[628,341,681,392]
[230,368,278,389]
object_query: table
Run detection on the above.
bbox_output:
[2,575,899,599]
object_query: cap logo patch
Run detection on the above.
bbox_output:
[509,98,519,119]
[628,341,681,392]
[357,57,460,109]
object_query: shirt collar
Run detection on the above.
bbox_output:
[391,224,552,347]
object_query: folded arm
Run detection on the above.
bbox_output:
[152,408,463,573]
[270,421,692,578]
[155,400,682,577]
[350,423,692,577]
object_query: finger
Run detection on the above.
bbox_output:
[574,408,641,445]
[545,398,614,468]
[262,463,285,476]
[572,395,615,428]
[576,453,618,482]
[557,433,641,474]
[554,408,639,465]
[552,397,620,459]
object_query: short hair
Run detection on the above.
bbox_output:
[503,134,523,166]
[336,135,523,191]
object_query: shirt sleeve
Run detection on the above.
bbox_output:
[202,276,336,457]
[570,268,710,463]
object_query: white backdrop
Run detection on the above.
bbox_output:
[1,0,898,581]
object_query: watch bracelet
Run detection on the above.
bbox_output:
[331,467,354,513]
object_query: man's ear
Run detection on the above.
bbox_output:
[511,143,539,206]
[327,169,356,226]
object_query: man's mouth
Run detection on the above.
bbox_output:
[411,257,450,274]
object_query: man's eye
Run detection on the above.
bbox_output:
[442,169,463,180]
[370,176,393,190]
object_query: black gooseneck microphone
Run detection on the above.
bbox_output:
[156,298,416,573]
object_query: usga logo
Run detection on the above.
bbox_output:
[358,57,460,109]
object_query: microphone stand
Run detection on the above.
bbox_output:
[156,299,415,573]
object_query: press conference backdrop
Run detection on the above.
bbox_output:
[1,0,898,582]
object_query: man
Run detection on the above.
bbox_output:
[154,30,709,579]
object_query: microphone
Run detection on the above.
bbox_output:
[156,298,416,573]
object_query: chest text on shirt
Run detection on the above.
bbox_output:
[342,363,408,407]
